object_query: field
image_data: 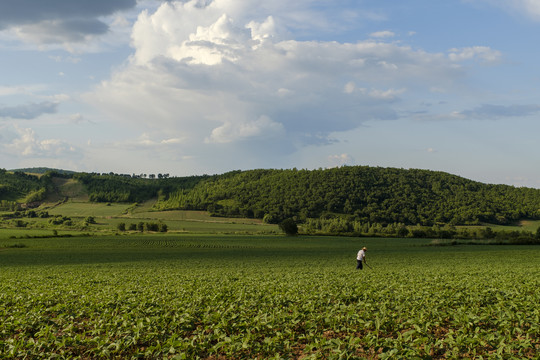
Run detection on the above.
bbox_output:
[1,234,539,359]
[5,201,279,236]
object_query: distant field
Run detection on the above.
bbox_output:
[0,228,76,240]
[455,219,540,233]
[14,201,279,235]
[1,235,538,358]
[46,201,131,217]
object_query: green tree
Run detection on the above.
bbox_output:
[279,218,298,236]
[159,223,168,233]
[85,216,96,224]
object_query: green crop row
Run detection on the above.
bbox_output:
[1,235,539,359]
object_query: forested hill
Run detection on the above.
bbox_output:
[2,166,540,226]
[154,167,540,226]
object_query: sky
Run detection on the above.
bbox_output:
[1,0,540,187]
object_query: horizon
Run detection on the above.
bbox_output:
[2,1,540,187]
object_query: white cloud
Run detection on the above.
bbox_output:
[3,126,79,157]
[328,153,354,167]
[476,0,540,20]
[369,30,395,38]
[368,88,406,100]
[85,0,501,162]
[114,133,187,149]
[206,115,285,143]
[448,46,501,63]
[344,82,356,94]
[519,0,540,18]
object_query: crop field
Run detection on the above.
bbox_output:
[1,235,539,359]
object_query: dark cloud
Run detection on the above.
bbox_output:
[460,104,540,119]
[16,19,109,43]
[0,102,58,119]
[0,0,136,26]
[0,0,136,43]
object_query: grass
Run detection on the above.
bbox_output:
[46,201,132,217]
[0,234,539,359]
[19,201,279,235]
[0,228,77,240]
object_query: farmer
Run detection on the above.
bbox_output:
[356,247,367,270]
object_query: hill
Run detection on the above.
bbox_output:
[2,166,540,227]
[0,169,50,209]
[9,167,75,175]
[153,167,540,226]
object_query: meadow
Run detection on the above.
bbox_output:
[1,234,539,359]
[3,200,279,236]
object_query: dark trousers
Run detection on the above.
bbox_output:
[356,260,363,270]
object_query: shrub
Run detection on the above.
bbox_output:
[279,218,298,236]
[85,216,97,224]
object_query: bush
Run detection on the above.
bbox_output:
[13,219,27,228]
[117,222,126,231]
[85,216,97,224]
[159,223,168,233]
[279,218,298,236]
[145,222,159,232]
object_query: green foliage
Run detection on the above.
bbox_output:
[9,167,75,176]
[84,216,96,224]
[6,166,540,232]
[159,223,168,233]
[137,222,145,232]
[0,169,50,203]
[153,166,540,226]
[0,236,538,359]
[74,172,209,203]
[117,222,126,232]
[49,216,72,226]
[279,218,298,236]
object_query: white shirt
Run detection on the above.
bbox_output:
[357,249,366,261]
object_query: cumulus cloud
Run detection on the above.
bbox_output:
[0,101,58,120]
[369,30,395,38]
[3,126,79,158]
[0,0,136,44]
[85,0,504,161]
[206,115,285,144]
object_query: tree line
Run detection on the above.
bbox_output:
[4,166,540,228]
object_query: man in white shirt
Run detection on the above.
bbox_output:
[356,247,367,270]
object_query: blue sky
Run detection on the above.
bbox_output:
[1,0,540,187]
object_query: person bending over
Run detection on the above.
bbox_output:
[356,247,367,270]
